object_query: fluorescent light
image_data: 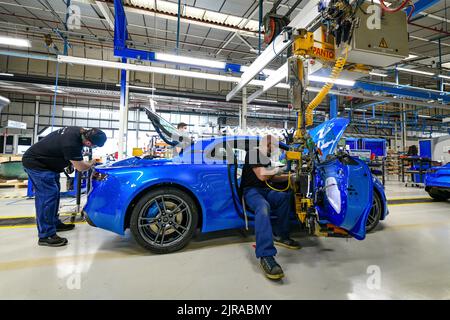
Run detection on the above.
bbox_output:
[63,107,117,115]
[309,75,355,86]
[116,84,156,91]
[254,98,278,103]
[418,115,431,118]
[443,62,450,69]
[369,71,388,77]
[0,73,14,77]
[57,55,289,90]
[403,54,418,60]
[240,66,276,76]
[438,74,450,80]
[155,52,226,70]
[396,67,435,76]
[0,36,31,47]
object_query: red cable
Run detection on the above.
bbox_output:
[379,0,410,13]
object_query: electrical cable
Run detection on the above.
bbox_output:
[379,0,410,13]
[265,171,291,192]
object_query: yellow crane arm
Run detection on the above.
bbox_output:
[305,46,349,126]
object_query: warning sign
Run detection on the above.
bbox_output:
[379,38,388,48]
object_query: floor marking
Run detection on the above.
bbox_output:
[387,197,430,201]
[0,195,29,199]
[0,221,86,230]
[0,213,79,219]
[0,248,131,272]
[389,202,444,206]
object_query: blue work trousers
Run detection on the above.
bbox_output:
[243,187,292,258]
[24,168,62,238]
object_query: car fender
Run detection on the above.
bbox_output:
[119,177,208,234]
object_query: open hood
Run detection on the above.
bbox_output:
[144,106,191,147]
[145,106,349,160]
[308,118,350,161]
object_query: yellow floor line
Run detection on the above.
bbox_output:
[389,202,436,206]
[0,213,79,219]
[387,196,430,201]
[0,250,132,272]
[0,221,86,229]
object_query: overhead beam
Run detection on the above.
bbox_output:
[405,0,442,19]
[56,55,289,90]
[226,0,320,101]
[247,62,288,103]
[96,0,115,30]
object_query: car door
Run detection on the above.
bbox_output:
[310,118,373,240]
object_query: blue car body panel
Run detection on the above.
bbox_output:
[309,118,349,161]
[425,163,450,189]
[314,157,373,240]
[83,118,388,240]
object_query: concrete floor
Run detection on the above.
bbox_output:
[0,181,449,299]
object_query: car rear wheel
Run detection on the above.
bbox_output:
[130,187,198,254]
[428,188,450,201]
[366,191,382,233]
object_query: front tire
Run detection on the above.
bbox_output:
[366,191,382,233]
[130,187,198,254]
[428,188,450,201]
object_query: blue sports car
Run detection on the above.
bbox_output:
[425,163,450,201]
[83,110,388,253]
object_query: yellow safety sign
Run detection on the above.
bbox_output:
[379,38,388,48]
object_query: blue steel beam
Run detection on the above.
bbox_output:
[353,81,450,104]
[405,0,442,19]
[112,0,448,105]
[329,94,338,118]
[113,0,250,74]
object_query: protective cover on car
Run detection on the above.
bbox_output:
[309,118,350,161]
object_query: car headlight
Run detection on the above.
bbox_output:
[325,177,341,214]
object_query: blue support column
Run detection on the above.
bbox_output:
[329,94,338,119]
[118,57,129,159]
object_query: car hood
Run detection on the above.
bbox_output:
[97,157,174,170]
[308,118,350,161]
[430,163,450,173]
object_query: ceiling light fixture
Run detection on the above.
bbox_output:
[309,75,355,86]
[116,84,156,91]
[254,98,278,103]
[369,71,388,77]
[57,55,289,90]
[63,107,117,115]
[0,73,14,77]
[154,53,226,70]
[438,74,450,80]
[403,54,418,60]
[0,36,31,47]
[396,67,435,76]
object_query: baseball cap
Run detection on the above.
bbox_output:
[86,128,107,147]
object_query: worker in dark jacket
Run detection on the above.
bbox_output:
[22,127,107,247]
